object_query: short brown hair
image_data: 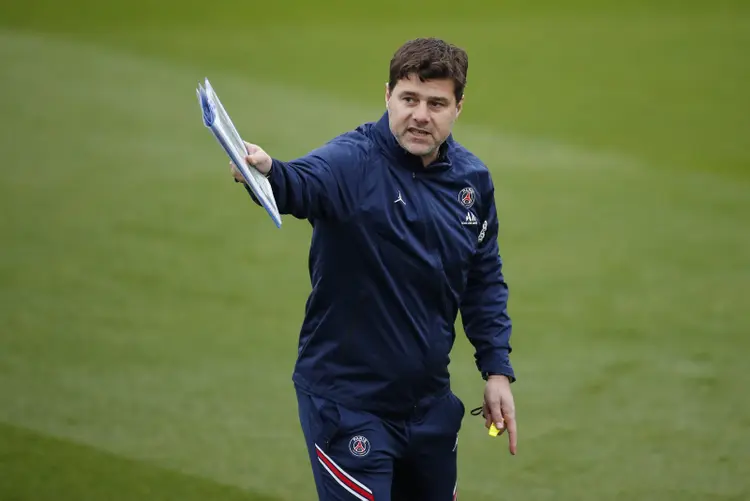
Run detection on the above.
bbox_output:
[388,38,469,102]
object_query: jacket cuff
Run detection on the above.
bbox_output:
[243,160,281,206]
[478,355,516,383]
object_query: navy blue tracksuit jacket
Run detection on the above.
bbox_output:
[251,112,514,417]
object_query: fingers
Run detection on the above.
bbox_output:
[243,142,264,168]
[229,161,244,184]
[488,398,505,433]
[482,378,517,454]
[244,148,272,176]
[245,152,262,167]
[500,396,517,455]
[244,141,259,155]
[506,414,518,455]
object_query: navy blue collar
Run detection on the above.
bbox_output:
[372,112,454,173]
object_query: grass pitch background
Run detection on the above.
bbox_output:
[1,0,748,499]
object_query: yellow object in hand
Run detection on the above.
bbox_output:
[489,423,501,437]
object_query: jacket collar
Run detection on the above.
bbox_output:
[372,112,454,173]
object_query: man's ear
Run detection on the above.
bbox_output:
[456,95,465,118]
[384,82,391,108]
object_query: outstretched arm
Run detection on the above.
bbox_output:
[233,137,364,221]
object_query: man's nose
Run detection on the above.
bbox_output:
[412,102,430,123]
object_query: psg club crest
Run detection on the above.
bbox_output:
[458,187,475,209]
[349,435,371,457]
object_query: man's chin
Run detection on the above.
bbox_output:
[402,141,435,158]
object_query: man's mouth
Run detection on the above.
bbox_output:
[407,128,431,137]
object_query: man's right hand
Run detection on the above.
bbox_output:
[230,141,273,184]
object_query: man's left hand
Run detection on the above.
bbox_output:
[482,375,517,455]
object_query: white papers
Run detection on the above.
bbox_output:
[196,78,282,228]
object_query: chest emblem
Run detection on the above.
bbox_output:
[458,187,475,209]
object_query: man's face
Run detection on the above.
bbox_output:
[386,74,463,166]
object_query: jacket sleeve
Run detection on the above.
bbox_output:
[244,136,364,221]
[459,180,516,382]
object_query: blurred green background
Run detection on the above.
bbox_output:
[1,0,748,499]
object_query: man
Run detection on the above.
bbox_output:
[231,37,517,500]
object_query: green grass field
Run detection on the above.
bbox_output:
[1,1,748,499]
